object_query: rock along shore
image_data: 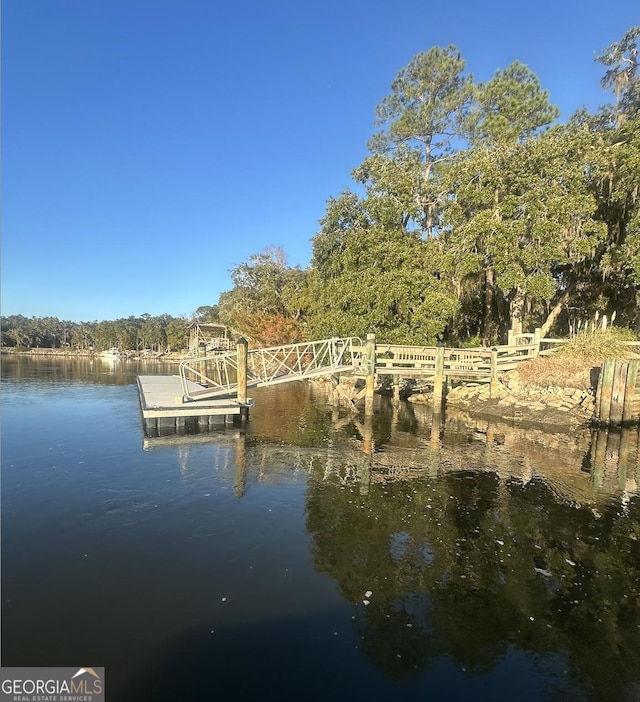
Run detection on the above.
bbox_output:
[407,367,595,429]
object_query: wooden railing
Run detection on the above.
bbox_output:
[372,342,538,378]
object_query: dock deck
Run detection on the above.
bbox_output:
[137,375,250,430]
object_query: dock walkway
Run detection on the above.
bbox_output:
[137,375,250,434]
[136,333,542,433]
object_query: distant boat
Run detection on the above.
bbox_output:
[100,347,122,359]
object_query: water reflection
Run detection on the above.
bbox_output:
[305,465,640,700]
[132,383,640,698]
[4,358,640,700]
[144,389,640,699]
[227,386,640,509]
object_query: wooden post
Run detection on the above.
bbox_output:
[237,337,248,422]
[609,360,628,426]
[490,347,499,398]
[198,343,207,384]
[433,345,445,412]
[365,331,376,416]
[534,327,541,357]
[507,329,514,347]
[623,360,639,424]
[597,359,616,425]
[392,375,400,406]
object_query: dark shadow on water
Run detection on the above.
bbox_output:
[117,607,590,702]
[118,609,385,702]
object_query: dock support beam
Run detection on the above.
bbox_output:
[433,346,445,412]
[623,361,639,424]
[237,337,249,422]
[364,331,376,416]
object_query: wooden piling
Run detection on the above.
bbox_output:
[198,344,207,383]
[237,337,249,422]
[609,360,628,426]
[533,328,541,357]
[364,331,376,416]
[623,360,639,424]
[595,359,639,427]
[433,346,445,411]
[597,359,616,425]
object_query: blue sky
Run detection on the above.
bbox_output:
[2,0,636,322]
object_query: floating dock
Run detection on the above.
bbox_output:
[137,375,251,435]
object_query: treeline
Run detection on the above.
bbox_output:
[217,27,640,347]
[0,307,220,352]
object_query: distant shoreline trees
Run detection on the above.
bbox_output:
[0,305,227,352]
[0,313,193,352]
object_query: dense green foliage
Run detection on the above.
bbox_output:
[219,27,640,346]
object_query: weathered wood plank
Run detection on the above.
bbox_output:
[597,360,616,425]
[609,360,629,426]
[623,360,639,424]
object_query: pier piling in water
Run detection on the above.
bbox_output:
[364,332,376,416]
[236,337,249,422]
[433,346,445,412]
[595,359,640,427]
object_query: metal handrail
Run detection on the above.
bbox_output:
[179,337,363,400]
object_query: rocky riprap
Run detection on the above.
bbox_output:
[410,368,595,427]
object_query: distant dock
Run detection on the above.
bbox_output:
[136,375,252,435]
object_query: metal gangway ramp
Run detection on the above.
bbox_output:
[179,336,363,402]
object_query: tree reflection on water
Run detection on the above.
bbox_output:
[296,397,640,701]
[141,380,640,699]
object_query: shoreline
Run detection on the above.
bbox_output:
[5,347,631,430]
[0,347,189,362]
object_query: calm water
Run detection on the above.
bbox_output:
[2,356,640,702]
